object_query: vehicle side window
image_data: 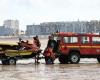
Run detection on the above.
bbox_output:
[92,37,100,44]
[63,37,78,43]
[81,36,89,44]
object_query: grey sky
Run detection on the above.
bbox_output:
[0,0,100,30]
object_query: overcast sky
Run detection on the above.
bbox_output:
[0,0,100,30]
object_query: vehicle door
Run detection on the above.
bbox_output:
[59,36,79,55]
[91,36,100,55]
[80,36,92,55]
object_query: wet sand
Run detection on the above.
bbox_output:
[0,60,100,80]
[0,38,100,80]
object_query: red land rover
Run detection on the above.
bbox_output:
[52,32,100,64]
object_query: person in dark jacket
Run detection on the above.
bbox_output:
[47,36,57,53]
[44,36,57,64]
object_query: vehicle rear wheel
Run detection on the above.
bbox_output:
[69,52,80,64]
[8,58,16,65]
[58,55,69,64]
[97,57,100,63]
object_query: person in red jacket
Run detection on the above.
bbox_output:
[43,47,55,64]
[33,36,41,64]
[34,36,41,48]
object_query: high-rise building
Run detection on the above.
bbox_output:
[0,26,13,36]
[26,25,41,36]
[3,20,19,36]
[26,21,100,36]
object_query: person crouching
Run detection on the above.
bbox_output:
[43,46,55,64]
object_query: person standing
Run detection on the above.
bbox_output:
[33,36,41,64]
[34,36,41,48]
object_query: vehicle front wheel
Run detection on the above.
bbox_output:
[69,52,80,64]
[97,57,100,63]
[8,58,16,65]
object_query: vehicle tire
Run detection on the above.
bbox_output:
[58,55,69,64]
[69,52,80,64]
[8,58,16,65]
[2,59,9,65]
[97,57,100,63]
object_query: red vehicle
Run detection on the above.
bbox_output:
[52,32,100,64]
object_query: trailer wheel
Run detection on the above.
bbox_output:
[69,52,80,64]
[58,55,68,64]
[2,59,9,65]
[97,57,100,63]
[8,58,16,65]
